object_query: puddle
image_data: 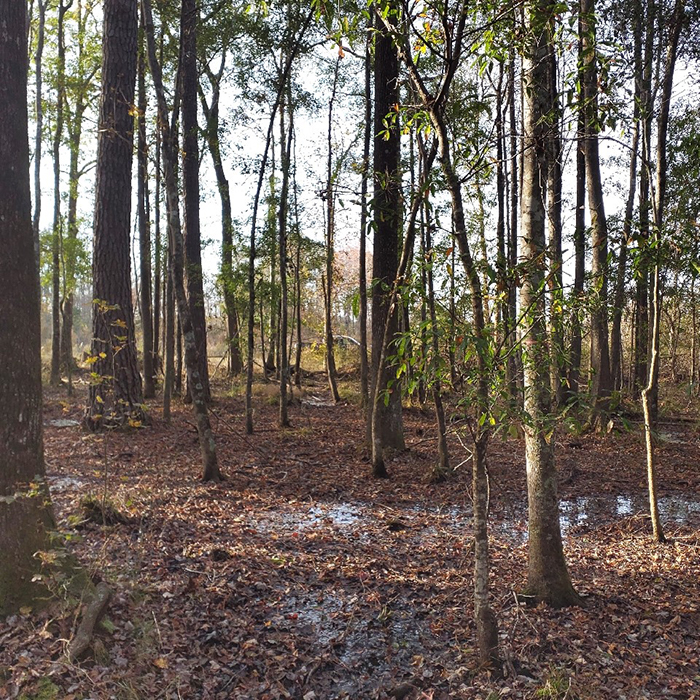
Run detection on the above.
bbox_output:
[496,493,700,543]
[255,503,363,534]
[47,475,88,492]
[301,396,337,408]
[48,418,81,428]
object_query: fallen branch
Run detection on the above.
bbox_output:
[67,582,112,662]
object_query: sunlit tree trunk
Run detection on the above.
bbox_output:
[521,0,580,606]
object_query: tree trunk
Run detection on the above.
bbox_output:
[546,43,565,408]
[50,0,70,386]
[138,43,155,398]
[371,8,404,454]
[324,57,341,404]
[87,0,145,428]
[0,0,57,615]
[581,0,613,427]
[521,0,580,607]
[611,11,642,391]
[359,21,372,412]
[181,0,210,403]
[32,0,48,268]
[278,96,293,425]
[61,0,91,380]
[199,58,243,376]
[142,0,220,481]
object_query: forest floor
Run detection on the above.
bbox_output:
[2,373,700,700]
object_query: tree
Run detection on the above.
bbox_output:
[181,0,211,403]
[0,0,55,614]
[142,0,221,480]
[371,2,404,462]
[87,0,145,428]
[581,0,613,427]
[520,0,580,607]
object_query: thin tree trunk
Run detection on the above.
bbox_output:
[51,0,71,386]
[32,0,48,268]
[244,7,314,433]
[359,20,372,411]
[199,58,243,376]
[142,0,220,481]
[278,95,293,425]
[138,42,155,398]
[324,58,341,404]
[581,0,613,426]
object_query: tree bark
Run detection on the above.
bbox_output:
[581,0,613,426]
[181,0,210,403]
[324,57,341,404]
[371,7,404,454]
[142,0,220,481]
[521,0,580,607]
[87,0,145,428]
[50,0,71,386]
[138,43,155,398]
[0,0,56,615]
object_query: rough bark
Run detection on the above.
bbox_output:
[181,0,210,403]
[0,0,56,615]
[87,0,145,428]
[371,8,404,455]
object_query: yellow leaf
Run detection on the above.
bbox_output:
[153,657,168,669]
[20,606,32,615]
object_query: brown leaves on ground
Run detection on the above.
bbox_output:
[1,382,699,699]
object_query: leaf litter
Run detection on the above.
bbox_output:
[1,384,699,699]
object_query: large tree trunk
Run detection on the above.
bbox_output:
[181,0,210,403]
[0,0,56,615]
[138,45,155,398]
[521,0,580,607]
[371,9,404,456]
[87,0,145,428]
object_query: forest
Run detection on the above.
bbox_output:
[1,0,700,697]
